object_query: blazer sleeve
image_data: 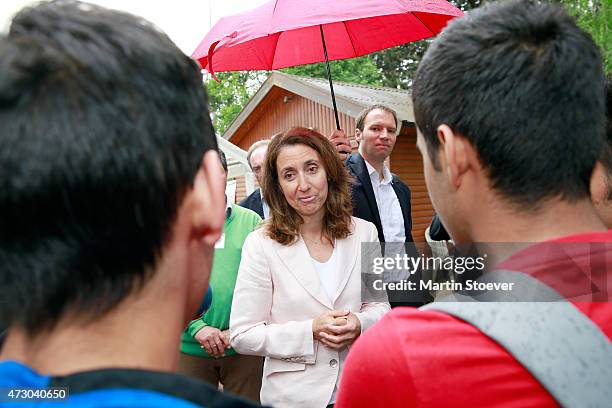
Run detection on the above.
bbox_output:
[230,232,316,360]
[353,222,391,332]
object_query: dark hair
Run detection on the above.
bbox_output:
[603,76,612,198]
[0,0,217,334]
[262,127,353,245]
[412,0,605,208]
[219,150,228,173]
[355,105,398,132]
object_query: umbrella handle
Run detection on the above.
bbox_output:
[319,25,341,131]
[205,32,237,83]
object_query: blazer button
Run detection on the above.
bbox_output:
[329,359,338,368]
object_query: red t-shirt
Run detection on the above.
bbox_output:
[336,231,612,408]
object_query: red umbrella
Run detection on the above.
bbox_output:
[193,0,463,129]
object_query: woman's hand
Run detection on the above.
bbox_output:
[317,313,362,350]
[195,326,231,357]
[312,310,350,340]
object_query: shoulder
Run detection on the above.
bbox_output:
[346,306,506,371]
[244,226,267,244]
[345,153,362,174]
[45,368,260,408]
[243,224,282,251]
[238,189,261,204]
[231,204,262,222]
[350,216,377,237]
[391,173,408,188]
[339,306,551,407]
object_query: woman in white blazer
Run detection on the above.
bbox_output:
[230,128,390,408]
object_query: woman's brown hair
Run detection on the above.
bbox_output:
[262,127,353,245]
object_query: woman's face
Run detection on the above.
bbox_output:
[276,143,328,220]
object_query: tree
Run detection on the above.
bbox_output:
[370,0,484,89]
[281,55,382,86]
[206,71,268,135]
[557,0,610,74]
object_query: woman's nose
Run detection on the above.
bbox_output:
[297,173,310,191]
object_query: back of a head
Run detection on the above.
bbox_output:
[0,1,217,333]
[413,0,606,208]
[604,76,612,175]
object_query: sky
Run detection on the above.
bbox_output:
[0,0,268,55]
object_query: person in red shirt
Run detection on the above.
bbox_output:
[336,1,611,407]
[591,76,612,229]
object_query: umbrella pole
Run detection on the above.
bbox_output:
[319,25,341,130]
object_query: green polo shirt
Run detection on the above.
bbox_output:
[180,204,261,358]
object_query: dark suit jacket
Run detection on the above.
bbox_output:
[345,153,414,243]
[238,188,264,219]
[346,153,430,307]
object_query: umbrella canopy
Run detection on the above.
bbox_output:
[193,0,462,72]
[193,0,463,129]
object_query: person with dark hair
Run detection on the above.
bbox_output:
[230,127,390,407]
[239,139,272,219]
[591,75,612,228]
[0,1,256,406]
[329,105,431,308]
[178,150,263,403]
[426,75,612,284]
[331,105,415,245]
[337,1,611,407]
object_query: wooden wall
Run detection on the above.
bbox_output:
[390,126,434,243]
[234,174,248,203]
[232,88,356,148]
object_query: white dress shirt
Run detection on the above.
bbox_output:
[262,198,270,219]
[365,160,406,243]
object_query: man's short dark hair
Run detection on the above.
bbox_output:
[0,0,217,334]
[412,0,606,208]
[355,105,399,132]
[603,76,612,198]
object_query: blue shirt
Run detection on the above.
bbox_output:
[0,360,257,407]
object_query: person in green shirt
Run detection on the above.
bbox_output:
[178,150,263,403]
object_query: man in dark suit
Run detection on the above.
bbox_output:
[332,105,414,244]
[239,139,270,219]
[332,105,429,306]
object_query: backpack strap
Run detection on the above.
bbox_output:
[422,270,612,407]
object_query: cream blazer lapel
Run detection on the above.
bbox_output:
[332,233,359,304]
[274,236,334,309]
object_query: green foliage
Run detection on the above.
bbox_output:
[206,71,267,135]
[556,0,611,74]
[281,55,382,86]
[370,0,482,89]
[371,41,428,89]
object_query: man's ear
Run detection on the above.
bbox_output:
[590,161,609,205]
[191,150,226,246]
[354,128,362,144]
[437,124,471,189]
